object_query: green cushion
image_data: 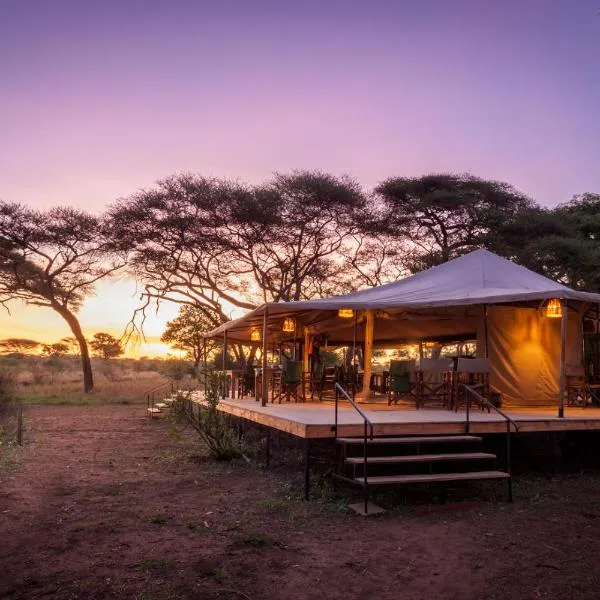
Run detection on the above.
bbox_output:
[391,373,411,393]
[284,360,302,384]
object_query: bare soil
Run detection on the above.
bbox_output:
[1,405,600,600]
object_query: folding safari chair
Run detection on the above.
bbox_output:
[417,358,453,409]
[454,358,491,411]
[388,360,417,406]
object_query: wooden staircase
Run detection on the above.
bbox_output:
[333,434,512,513]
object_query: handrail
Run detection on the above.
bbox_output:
[144,381,174,415]
[459,383,518,502]
[334,382,374,514]
[334,382,374,439]
[459,383,519,434]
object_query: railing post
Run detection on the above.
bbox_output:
[466,389,470,434]
[506,420,513,502]
[363,420,369,514]
[334,383,339,436]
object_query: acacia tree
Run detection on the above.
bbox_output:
[0,338,41,355]
[373,173,534,270]
[0,203,126,392]
[161,305,218,367]
[90,333,124,359]
[491,193,600,291]
[109,171,368,339]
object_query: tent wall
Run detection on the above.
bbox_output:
[486,306,582,407]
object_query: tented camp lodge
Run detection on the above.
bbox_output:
[205,250,600,416]
[183,250,600,510]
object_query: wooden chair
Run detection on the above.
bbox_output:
[454,358,490,411]
[417,358,453,409]
[283,360,304,403]
[388,360,417,406]
[566,364,590,407]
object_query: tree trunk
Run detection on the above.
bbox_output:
[53,302,94,393]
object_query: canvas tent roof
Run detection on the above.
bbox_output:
[206,249,600,339]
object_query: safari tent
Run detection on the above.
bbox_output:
[205,250,600,415]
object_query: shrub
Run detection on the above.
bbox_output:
[171,370,241,461]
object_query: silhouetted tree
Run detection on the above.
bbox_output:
[109,171,367,334]
[161,306,219,368]
[0,338,41,355]
[373,173,534,270]
[0,202,126,392]
[90,332,124,359]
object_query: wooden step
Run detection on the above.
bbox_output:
[352,470,510,486]
[336,435,482,445]
[147,407,162,416]
[345,452,496,465]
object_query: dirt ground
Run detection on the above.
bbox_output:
[2,405,600,600]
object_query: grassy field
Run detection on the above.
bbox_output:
[0,355,179,405]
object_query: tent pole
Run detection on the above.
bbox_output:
[558,299,567,418]
[360,310,375,399]
[483,304,489,359]
[261,307,269,407]
[303,327,310,373]
[352,312,357,400]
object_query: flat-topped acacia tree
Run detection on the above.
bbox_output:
[109,171,368,337]
[0,202,126,392]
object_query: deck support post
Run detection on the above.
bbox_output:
[222,330,228,399]
[261,307,269,407]
[359,310,375,400]
[304,439,310,501]
[558,299,567,418]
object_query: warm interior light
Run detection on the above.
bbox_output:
[423,341,437,349]
[282,317,296,333]
[250,328,261,342]
[546,298,562,319]
[338,308,354,319]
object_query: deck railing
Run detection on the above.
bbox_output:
[460,383,519,501]
[334,382,374,513]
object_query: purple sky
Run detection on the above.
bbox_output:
[2,0,600,210]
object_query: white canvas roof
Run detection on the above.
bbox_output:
[207,249,600,338]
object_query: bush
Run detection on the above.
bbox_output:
[171,370,241,461]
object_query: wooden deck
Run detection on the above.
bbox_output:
[199,394,600,438]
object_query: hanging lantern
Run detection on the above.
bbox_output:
[250,328,261,342]
[282,317,296,333]
[338,308,354,319]
[546,298,562,319]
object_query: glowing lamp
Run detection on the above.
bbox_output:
[282,317,296,333]
[338,308,354,319]
[546,298,562,319]
[250,328,261,342]
[423,341,437,349]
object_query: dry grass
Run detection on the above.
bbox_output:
[16,369,169,405]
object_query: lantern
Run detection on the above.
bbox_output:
[250,328,261,342]
[546,298,562,319]
[282,317,296,333]
[338,308,354,319]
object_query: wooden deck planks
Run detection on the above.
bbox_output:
[204,395,600,439]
